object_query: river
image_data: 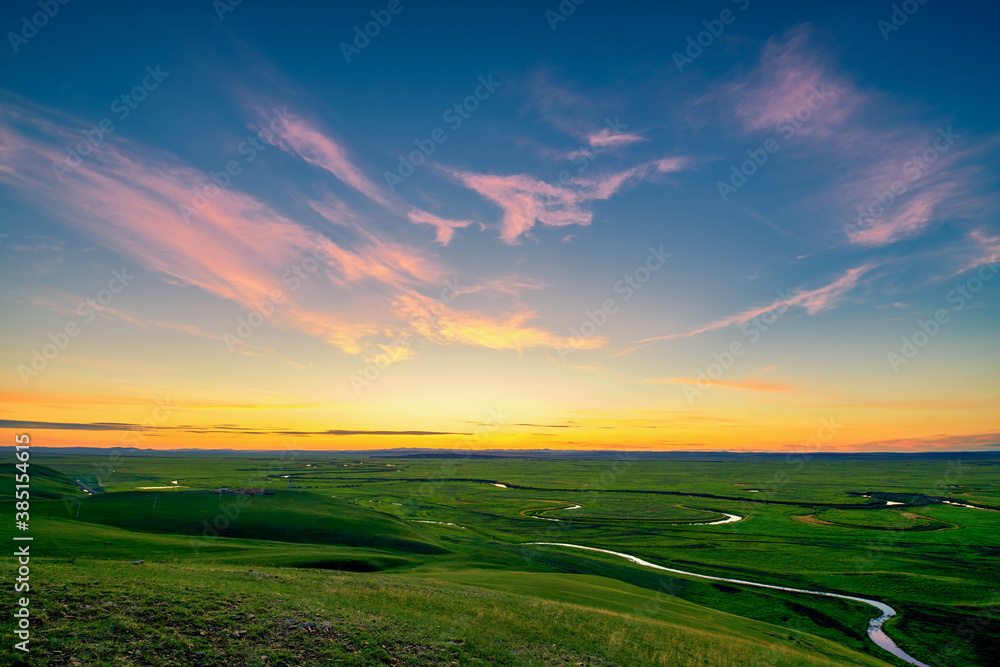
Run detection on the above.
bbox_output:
[526,542,931,667]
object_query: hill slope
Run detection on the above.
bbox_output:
[14,559,895,667]
[32,490,445,555]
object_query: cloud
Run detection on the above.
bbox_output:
[393,291,605,352]
[523,69,598,140]
[522,69,650,158]
[645,378,794,392]
[585,128,647,150]
[837,431,1000,452]
[725,25,995,249]
[447,157,686,243]
[0,419,467,436]
[0,95,581,358]
[949,227,1000,276]
[264,110,391,207]
[0,96,397,355]
[624,263,875,352]
[729,26,863,138]
[407,209,477,245]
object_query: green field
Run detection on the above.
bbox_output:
[3,452,999,666]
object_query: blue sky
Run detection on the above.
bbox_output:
[1,0,998,451]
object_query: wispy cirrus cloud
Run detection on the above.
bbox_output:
[724,25,996,251]
[834,431,1000,452]
[263,110,391,207]
[585,128,647,150]
[27,290,233,346]
[0,419,467,436]
[0,94,587,358]
[624,263,875,352]
[959,227,1000,272]
[728,25,862,138]
[0,96,394,355]
[394,291,605,353]
[406,209,478,245]
[645,377,794,392]
[521,69,650,160]
[447,156,687,243]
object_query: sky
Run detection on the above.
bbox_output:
[1,0,998,452]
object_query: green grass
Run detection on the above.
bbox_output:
[3,559,893,667]
[7,454,999,666]
[812,508,946,530]
[0,463,83,500]
[32,489,446,555]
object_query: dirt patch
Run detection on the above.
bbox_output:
[518,500,565,517]
[792,514,836,526]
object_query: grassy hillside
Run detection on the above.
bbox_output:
[32,489,446,555]
[0,463,83,500]
[5,559,894,667]
[11,454,998,666]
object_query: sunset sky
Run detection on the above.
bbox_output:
[2,0,998,452]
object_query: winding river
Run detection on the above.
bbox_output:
[526,542,930,667]
[690,512,743,525]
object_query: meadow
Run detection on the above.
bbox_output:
[2,451,998,666]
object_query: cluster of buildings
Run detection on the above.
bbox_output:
[214,487,273,496]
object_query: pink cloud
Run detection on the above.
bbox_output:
[848,183,958,246]
[407,209,477,245]
[585,128,647,150]
[0,98,583,358]
[393,291,604,352]
[266,112,390,207]
[729,26,863,138]
[837,129,990,247]
[839,431,1000,452]
[951,227,1000,275]
[448,157,687,243]
[523,69,597,140]
[727,26,994,249]
[522,69,650,157]
[646,378,794,392]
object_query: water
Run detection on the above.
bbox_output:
[690,512,743,525]
[526,542,931,667]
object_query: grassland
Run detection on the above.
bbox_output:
[2,452,998,666]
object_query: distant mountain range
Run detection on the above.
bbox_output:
[3,445,997,460]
